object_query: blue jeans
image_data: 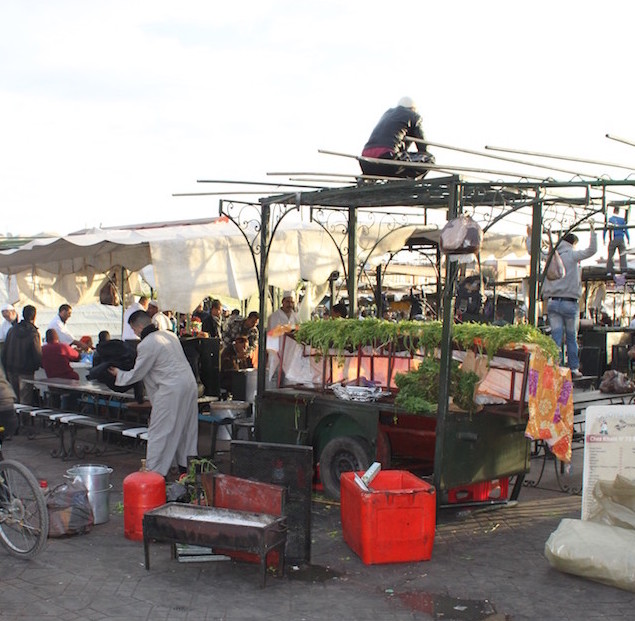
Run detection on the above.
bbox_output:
[547,298,580,370]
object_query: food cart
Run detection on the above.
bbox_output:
[257,319,560,501]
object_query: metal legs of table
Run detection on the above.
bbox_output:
[524,440,583,495]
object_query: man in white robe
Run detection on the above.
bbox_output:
[266,290,300,331]
[109,310,198,476]
[147,300,172,331]
[122,296,149,341]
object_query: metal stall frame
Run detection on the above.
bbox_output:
[217,175,635,500]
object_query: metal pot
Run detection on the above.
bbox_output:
[66,464,113,492]
[208,401,251,420]
[88,485,113,525]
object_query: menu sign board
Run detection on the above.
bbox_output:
[582,405,635,520]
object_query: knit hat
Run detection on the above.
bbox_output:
[282,290,295,301]
[1,303,15,312]
[398,96,416,109]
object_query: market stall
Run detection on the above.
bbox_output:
[248,174,635,502]
[257,317,564,501]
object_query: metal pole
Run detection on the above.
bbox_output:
[436,245,442,319]
[348,206,358,318]
[485,143,635,173]
[375,265,383,317]
[256,203,270,397]
[120,266,126,337]
[413,138,590,178]
[317,148,547,181]
[606,134,635,149]
[527,190,543,326]
[433,180,460,498]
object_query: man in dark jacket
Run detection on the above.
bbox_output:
[0,366,17,438]
[1,305,42,405]
[360,97,435,178]
[87,337,145,402]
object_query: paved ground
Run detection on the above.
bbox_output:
[1,424,634,621]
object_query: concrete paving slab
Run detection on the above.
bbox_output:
[0,428,634,620]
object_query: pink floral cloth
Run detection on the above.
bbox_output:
[524,350,574,463]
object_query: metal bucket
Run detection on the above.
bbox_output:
[208,401,251,418]
[66,464,113,492]
[88,485,113,525]
[208,401,251,440]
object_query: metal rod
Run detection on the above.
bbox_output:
[528,191,543,326]
[413,138,593,178]
[484,144,635,172]
[317,149,547,181]
[257,204,271,398]
[173,191,288,197]
[348,206,358,319]
[433,181,459,499]
[288,178,357,184]
[268,170,415,182]
[197,178,327,189]
[606,134,635,149]
[266,171,358,178]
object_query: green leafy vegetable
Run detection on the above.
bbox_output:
[295,319,559,362]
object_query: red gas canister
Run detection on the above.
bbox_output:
[123,459,166,541]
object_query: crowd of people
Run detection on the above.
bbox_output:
[0,291,308,477]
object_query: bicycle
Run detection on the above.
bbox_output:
[0,424,49,559]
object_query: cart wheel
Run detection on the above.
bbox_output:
[319,436,371,501]
[376,430,391,469]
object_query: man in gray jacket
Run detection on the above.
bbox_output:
[541,224,597,377]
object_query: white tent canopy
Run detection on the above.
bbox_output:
[0,218,418,313]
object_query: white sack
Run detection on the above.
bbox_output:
[545,518,635,592]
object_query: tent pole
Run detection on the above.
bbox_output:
[120,266,125,337]
[347,206,357,319]
[256,204,271,397]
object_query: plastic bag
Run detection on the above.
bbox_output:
[439,216,483,255]
[545,476,635,591]
[589,475,635,528]
[99,279,120,306]
[47,478,94,537]
[545,518,635,592]
[545,249,566,280]
[599,370,635,394]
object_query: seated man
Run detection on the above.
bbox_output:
[360,97,435,179]
[220,335,253,397]
[41,328,80,380]
[221,335,253,372]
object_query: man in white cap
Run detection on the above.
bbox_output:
[360,96,435,178]
[147,300,172,331]
[267,290,300,331]
[0,303,19,360]
[0,304,18,343]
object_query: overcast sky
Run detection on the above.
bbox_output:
[1,0,633,237]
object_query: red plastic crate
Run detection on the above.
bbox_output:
[340,470,436,565]
[447,477,509,504]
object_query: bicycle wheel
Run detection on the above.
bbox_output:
[0,459,49,559]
